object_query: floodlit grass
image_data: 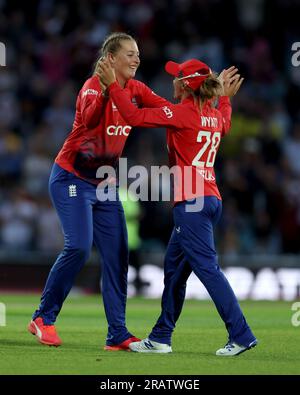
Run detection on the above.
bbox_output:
[0,294,299,375]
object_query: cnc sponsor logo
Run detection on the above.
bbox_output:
[106,125,132,136]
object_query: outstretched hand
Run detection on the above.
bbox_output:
[218,66,244,97]
[95,59,116,89]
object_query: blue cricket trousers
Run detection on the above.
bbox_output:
[33,163,132,345]
[149,196,256,347]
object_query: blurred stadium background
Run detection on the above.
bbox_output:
[0,0,300,300]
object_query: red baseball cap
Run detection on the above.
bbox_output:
[165,59,211,90]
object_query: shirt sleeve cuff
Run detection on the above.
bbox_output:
[219,96,231,104]
[107,81,121,93]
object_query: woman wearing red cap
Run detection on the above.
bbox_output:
[98,58,258,356]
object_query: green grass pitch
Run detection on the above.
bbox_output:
[0,294,299,375]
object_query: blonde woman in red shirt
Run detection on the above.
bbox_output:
[28,32,169,350]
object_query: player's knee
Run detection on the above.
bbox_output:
[63,245,91,262]
[204,262,221,276]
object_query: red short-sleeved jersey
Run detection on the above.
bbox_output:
[55,75,168,183]
[107,81,232,202]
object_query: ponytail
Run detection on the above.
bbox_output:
[198,72,222,101]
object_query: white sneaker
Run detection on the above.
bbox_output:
[216,340,257,356]
[129,338,172,353]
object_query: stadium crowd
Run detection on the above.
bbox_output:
[0,0,300,257]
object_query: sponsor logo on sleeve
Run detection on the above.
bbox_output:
[162,106,173,118]
[83,89,99,97]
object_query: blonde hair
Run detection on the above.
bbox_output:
[93,32,136,75]
[184,72,223,105]
[198,72,223,101]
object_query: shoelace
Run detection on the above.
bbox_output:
[224,343,235,350]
